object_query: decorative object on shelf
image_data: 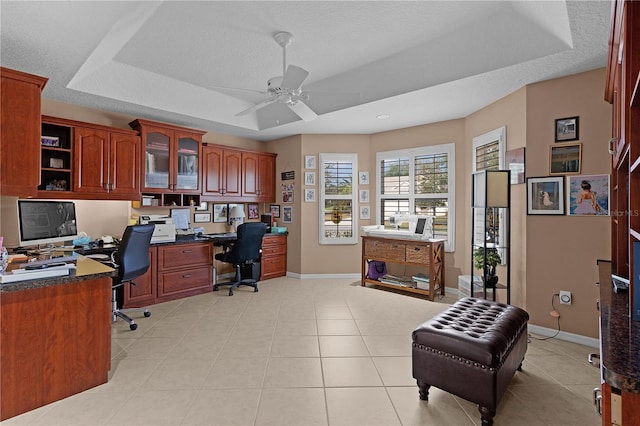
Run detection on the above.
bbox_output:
[270,204,280,218]
[554,116,579,142]
[359,171,369,185]
[282,206,293,223]
[360,205,370,220]
[304,171,316,186]
[505,147,525,184]
[49,158,64,169]
[41,136,60,147]
[305,155,316,169]
[195,201,209,211]
[471,169,511,303]
[213,204,228,222]
[367,260,387,280]
[305,188,316,202]
[45,179,67,191]
[568,174,610,216]
[194,213,211,223]
[549,142,582,174]
[228,205,245,231]
[527,176,565,215]
[473,247,501,287]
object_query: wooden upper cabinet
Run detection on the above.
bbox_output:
[243,151,276,202]
[0,67,47,197]
[201,145,242,198]
[109,131,140,197]
[257,152,276,202]
[242,152,259,198]
[74,127,109,194]
[129,119,204,194]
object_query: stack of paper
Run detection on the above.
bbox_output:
[0,264,73,284]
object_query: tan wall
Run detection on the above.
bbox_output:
[465,87,528,308]
[370,119,466,287]
[525,68,611,338]
[265,135,302,274]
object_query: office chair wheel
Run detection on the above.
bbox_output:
[254,287,259,292]
[213,285,219,291]
[129,323,138,331]
[228,289,234,296]
[144,311,151,317]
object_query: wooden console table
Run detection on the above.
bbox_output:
[361,236,445,301]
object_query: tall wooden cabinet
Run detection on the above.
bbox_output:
[0,68,47,197]
[604,1,640,424]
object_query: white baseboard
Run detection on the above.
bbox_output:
[527,324,599,348]
[286,272,361,280]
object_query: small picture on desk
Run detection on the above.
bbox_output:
[213,204,228,223]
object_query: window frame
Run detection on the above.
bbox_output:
[318,153,358,245]
[376,143,456,252]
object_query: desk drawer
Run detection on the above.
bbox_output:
[364,239,405,262]
[262,243,286,256]
[261,255,286,280]
[157,265,212,299]
[158,242,212,271]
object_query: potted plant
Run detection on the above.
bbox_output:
[473,247,501,287]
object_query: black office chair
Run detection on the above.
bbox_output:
[111,224,155,330]
[214,222,267,296]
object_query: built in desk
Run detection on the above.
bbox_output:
[0,254,115,421]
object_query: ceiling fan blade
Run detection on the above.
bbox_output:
[234,98,278,117]
[256,102,301,130]
[281,65,309,90]
[288,100,318,121]
[301,90,361,115]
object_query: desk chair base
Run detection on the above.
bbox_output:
[111,288,150,330]
[213,263,259,296]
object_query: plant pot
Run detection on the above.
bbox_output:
[485,275,499,288]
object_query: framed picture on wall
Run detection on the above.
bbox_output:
[194,213,211,223]
[505,147,525,184]
[305,188,316,202]
[270,204,280,218]
[213,204,228,222]
[360,205,370,220]
[282,206,293,223]
[248,203,259,219]
[304,171,316,186]
[567,174,610,216]
[555,116,579,142]
[549,142,582,174]
[526,176,565,215]
[305,155,316,169]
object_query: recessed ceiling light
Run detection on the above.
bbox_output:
[377,114,390,120]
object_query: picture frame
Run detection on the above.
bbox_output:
[359,189,369,203]
[555,116,579,142]
[41,136,60,147]
[304,171,316,186]
[193,212,211,223]
[305,188,316,202]
[195,201,209,211]
[213,204,228,223]
[305,155,316,169]
[282,206,293,223]
[248,203,259,219]
[568,174,610,216]
[270,204,281,218]
[549,142,582,175]
[359,171,369,185]
[505,147,525,184]
[49,158,64,169]
[359,205,371,220]
[527,176,565,215]
[282,190,294,203]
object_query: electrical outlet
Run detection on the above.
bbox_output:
[559,290,572,305]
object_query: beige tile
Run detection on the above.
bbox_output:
[165,333,226,360]
[322,357,382,387]
[119,336,179,359]
[181,388,261,425]
[363,335,412,356]
[315,305,353,319]
[319,335,370,357]
[203,357,268,389]
[317,319,360,335]
[524,353,600,385]
[144,357,213,390]
[270,335,320,357]
[263,357,323,388]
[103,357,162,390]
[386,386,475,426]
[219,334,273,358]
[105,389,197,425]
[372,356,414,386]
[256,388,328,426]
[275,318,318,335]
[325,387,400,425]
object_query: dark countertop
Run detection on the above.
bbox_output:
[0,253,115,293]
[598,260,640,394]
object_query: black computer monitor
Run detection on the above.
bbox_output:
[261,213,273,232]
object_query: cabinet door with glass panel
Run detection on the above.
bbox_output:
[130,119,204,194]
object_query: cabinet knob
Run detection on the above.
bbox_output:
[183,249,192,254]
[182,274,192,278]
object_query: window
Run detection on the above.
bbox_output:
[377,144,455,251]
[472,127,507,261]
[319,153,358,244]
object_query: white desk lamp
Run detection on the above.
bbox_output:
[229,205,245,232]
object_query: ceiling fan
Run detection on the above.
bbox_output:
[215,31,359,130]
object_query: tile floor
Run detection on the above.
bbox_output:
[4,277,602,426]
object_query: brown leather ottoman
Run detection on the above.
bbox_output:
[412,297,529,426]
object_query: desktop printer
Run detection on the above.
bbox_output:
[139,215,176,243]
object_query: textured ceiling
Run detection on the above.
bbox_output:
[0,1,610,141]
